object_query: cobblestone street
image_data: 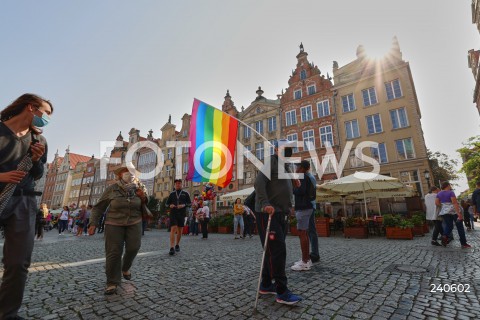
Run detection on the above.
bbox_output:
[1,224,480,320]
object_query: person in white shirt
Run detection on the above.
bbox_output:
[425,186,442,246]
[58,206,70,235]
[197,200,210,239]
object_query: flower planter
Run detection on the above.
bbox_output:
[412,225,424,237]
[344,226,368,239]
[217,226,232,234]
[290,226,300,236]
[385,227,414,240]
[208,226,217,233]
[315,218,330,237]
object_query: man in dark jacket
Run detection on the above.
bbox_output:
[254,140,302,305]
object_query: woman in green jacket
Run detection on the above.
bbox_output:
[88,166,148,295]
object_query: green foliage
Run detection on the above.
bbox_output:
[457,135,480,190]
[427,149,459,186]
[345,217,365,227]
[382,214,400,227]
[217,214,234,227]
[398,219,414,229]
[314,210,323,218]
[289,217,297,227]
[209,216,219,227]
[410,214,424,227]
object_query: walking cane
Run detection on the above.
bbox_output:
[254,213,272,309]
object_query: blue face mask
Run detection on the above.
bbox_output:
[32,112,50,127]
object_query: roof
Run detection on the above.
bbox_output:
[68,153,92,169]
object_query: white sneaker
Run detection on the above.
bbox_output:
[291,260,311,271]
[294,259,312,267]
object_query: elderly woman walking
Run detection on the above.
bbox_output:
[88,166,148,295]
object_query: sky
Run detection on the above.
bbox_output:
[1,0,479,191]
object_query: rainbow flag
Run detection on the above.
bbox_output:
[187,99,238,188]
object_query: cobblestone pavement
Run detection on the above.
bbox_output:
[1,222,480,320]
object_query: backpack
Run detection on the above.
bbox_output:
[305,175,316,202]
[244,190,256,212]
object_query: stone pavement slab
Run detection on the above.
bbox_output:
[0,223,479,319]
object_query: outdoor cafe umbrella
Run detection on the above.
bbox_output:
[319,171,405,219]
[219,187,254,201]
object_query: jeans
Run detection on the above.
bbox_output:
[442,214,467,245]
[470,215,475,230]
[307,209,320,259]
[430,219,443,241]
[233,215,244,237]
[58,220,68,233]
[244,215,254,236]
[200,218,209,238]
[190,220,198,235]
[0,195,36,319]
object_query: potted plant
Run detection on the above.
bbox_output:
[410,214,425,236]
[289,217,299,236]
[208,216,218,233]
[314,212,330,237]
[384,214,414,240]
[217,214,233,234]
[343,217,368,239]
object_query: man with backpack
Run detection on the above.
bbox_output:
[291,160,315,271]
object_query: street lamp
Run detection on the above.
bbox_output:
[424,169,431,189]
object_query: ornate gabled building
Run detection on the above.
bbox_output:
[136,129,160,197]
[77,155,98,207]
[237,87,281,191]
[154,116,178,200]
[41,151,63,209]
[106,132,129,188]
[332,37,431,198]
[50,147,91,209]
[280,43,338,183]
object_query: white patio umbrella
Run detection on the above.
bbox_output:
[219,187,255,201]
[319,171,406,219]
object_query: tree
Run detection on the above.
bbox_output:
[457,135,480,191]
[427,149,459,186]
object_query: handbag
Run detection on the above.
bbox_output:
[439,203,456,216]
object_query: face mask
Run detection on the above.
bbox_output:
[32,112,50,127]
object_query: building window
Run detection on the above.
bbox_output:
[385,79,402,100]
[300,69,307,80]
[300,105,313,122]
[399,170,422,196]
[255,142,264,160]
[286,133,298,153]
[307,85,316,95]
[244,126,251,139]
[390,107,409,129]
[285,110,297,126]
[317,100,330,117]
[167,149,173,160]
[395,138,415,160]
[255,120,264,134]
[345,120,360,139]
[319,126,333,148]
[362,87,378,106]
[342,94,356,112]
[371,143,388,164]
[366,114,383,134]
[267,116,277,132]
[349,150,364,168]
[294,89,302,100]
[269,139,276,155]
[183,162,189,174]
[302,130,315,151]
[322,154,337,174]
